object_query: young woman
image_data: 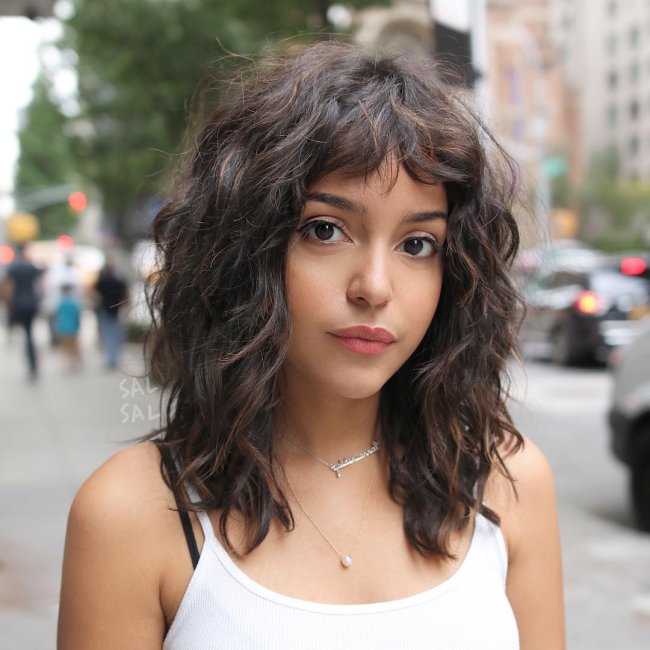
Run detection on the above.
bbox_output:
[58,42,565,649]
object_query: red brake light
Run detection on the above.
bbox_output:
[575,291,604,314]
[620,257,646,275]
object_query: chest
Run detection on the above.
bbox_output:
[214,493,471,605]
[161,511,518,650]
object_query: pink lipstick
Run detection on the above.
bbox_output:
[330,326,396,355]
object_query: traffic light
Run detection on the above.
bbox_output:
[68,191,88,212]
[57,234,74,251]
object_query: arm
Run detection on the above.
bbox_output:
[487,437,566,650]
[58,445,169,650]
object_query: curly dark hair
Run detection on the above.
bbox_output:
[147,40,524,559]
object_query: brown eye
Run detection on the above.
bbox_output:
[299,220,345,243]
[400,236,439,258]
[313,222,336,241]
[404,239,425,256]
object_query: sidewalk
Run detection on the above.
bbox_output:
[0,313,158,650]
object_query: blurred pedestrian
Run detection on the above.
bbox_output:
[3,243,43,381]
[54,283,82,372]
[94,261,128,370]
[43,256,83,347]
[59,43,564,649]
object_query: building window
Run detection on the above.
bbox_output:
[630,62,640,84]
[608,70,618,89]
[630,100,640,120]
[559,44,568,64]
[608,1,617,16]
[629,136,640,156]
[607,33,618,54]
[629,26,640,47]
[607,105,618,126]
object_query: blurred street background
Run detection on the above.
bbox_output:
[2,326,650,649]
[2,0,650,648]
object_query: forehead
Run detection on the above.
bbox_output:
[306,165,448,211]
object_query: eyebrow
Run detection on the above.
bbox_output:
[304,191,447,224]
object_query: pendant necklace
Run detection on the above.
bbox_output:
[283,462,378,569]
[287,437,381,478]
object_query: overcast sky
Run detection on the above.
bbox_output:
[0,13,68,217]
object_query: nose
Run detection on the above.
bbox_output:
[346,245,393,308]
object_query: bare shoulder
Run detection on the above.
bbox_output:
[71,440,170,520]
[65,440,182,588]
[58,441,177,649]
[484,437,566,648]
[484,435,558,557]
[485,435,556,507]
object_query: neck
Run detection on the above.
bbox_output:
[275,383,381,463]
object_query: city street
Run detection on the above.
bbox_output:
[509,359,650,649]
[1,319,650,649]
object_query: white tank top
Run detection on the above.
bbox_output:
[162,509,519,649]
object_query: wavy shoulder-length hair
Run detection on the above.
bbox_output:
[148,40,524,559]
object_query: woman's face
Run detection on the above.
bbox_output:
[283,165,448,400]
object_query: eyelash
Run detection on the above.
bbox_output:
[298,219,441,258]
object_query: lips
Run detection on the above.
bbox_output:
[331,326,396,343]
[329,326,396,355]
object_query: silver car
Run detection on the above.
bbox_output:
[609,317,650,531]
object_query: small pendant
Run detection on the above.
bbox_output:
[340,554,353,568]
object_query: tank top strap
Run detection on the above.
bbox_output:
[183,482,217,545]
[472,513,509,585]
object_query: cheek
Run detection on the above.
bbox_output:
[403,272,444,338]
[285,253,335,327]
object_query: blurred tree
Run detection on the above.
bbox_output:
[546,149,572,210]
[41,0,386,240]
[581,146,650,250]
[15,73,79,239]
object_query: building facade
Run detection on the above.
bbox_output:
[352,0,577,238]
[550,0,650,181]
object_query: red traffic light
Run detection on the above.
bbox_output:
[57,234,74,251]
[68,191,88,212]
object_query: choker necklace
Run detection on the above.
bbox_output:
[284,462,378,568]
[287,438,381,478]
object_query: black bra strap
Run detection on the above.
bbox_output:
[158,443,201,569]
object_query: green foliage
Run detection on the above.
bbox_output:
[580,146,650,249]
[44,0,386,238]
[545,149,572,210]
[15,73,79,239]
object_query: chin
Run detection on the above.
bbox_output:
[320,371,391,401]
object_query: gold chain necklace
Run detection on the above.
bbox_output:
[286,437,381,478]
[283,462,378,569]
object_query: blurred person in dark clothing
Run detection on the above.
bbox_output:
[3,243,43,381]
[94,261,128,370]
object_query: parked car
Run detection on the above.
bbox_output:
[608,317,650,531]
[521,263,650,365]
[515,240,600,282]
[601,252,650,283]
